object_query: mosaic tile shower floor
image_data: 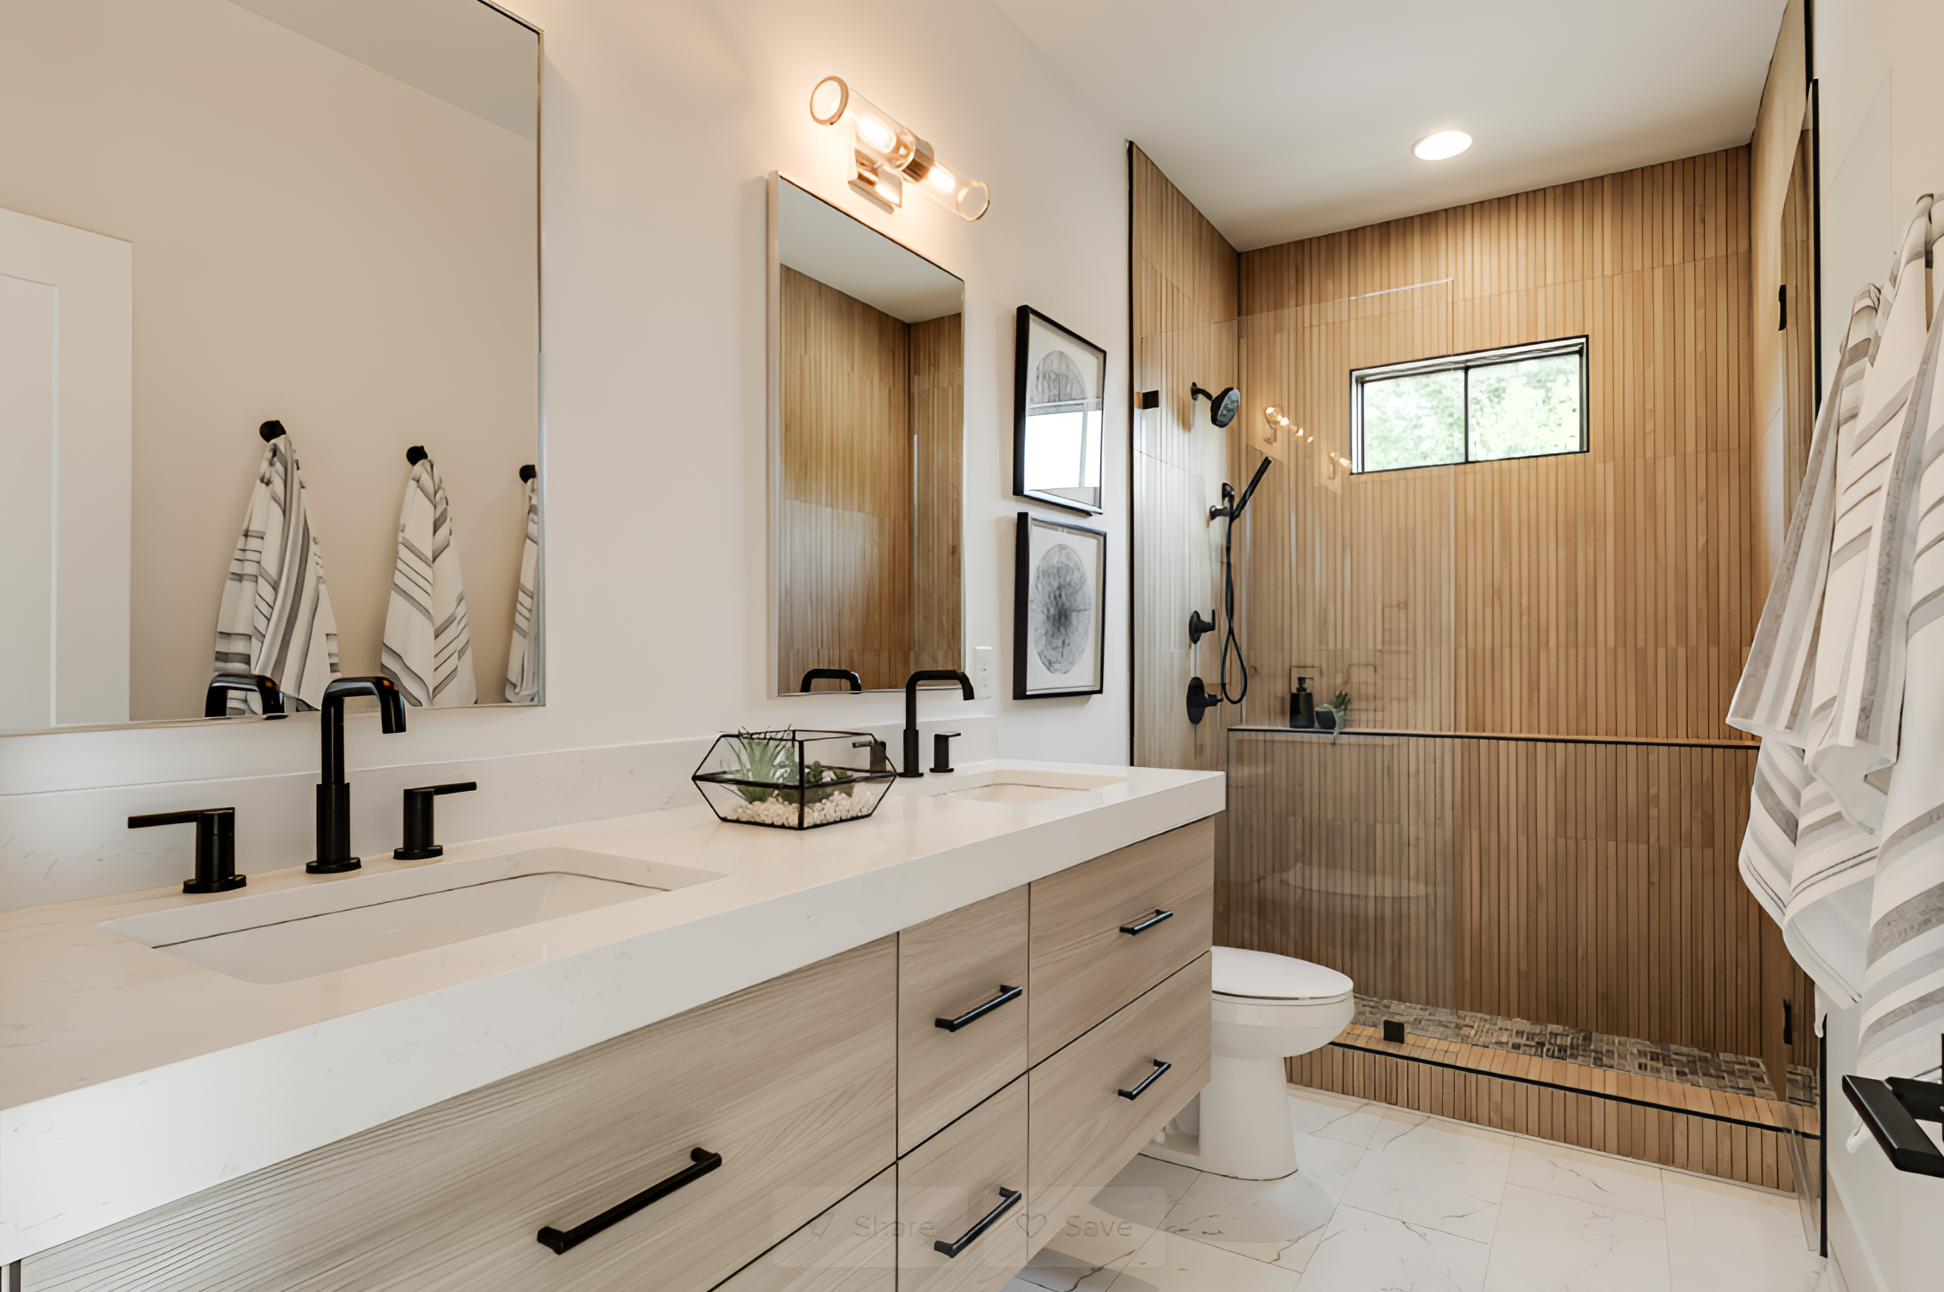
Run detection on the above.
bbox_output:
[1349,996,1818,1106]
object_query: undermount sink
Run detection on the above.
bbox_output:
[927,767,1128,804]
[101,848,723,984]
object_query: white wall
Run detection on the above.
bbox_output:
[0,0,1133,909]
[1812,0,1944,1285]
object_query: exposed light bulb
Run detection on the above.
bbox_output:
[855,114,897,154]
[928,165,957,192]
[1413,130,1472,161]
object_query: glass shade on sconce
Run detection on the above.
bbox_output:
[808,76,990,221]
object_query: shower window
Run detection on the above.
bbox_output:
[1352,336,1587,472]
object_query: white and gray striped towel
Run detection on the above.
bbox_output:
[504,473,540,703]
[1859,201,1944,1079]
[381,453,476,708]
[212,431,341,712]
[1733,196,1944,1074]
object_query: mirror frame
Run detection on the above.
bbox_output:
[764,171,968,698]
[0,2,546,737]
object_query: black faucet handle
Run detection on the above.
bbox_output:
[931,732,962,775]
[204,673,287,717]
[130,807,244,894]
[396,781,477,860]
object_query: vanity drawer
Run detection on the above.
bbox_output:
[1028,952,1210,1239]
[1028,818,1213,1063]
[711,1166,896,1292]
[898,886,1029,1154]
[898,1077,1031,1292]
[24,939,897,1292]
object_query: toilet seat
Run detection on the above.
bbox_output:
[1212,946,1352,1004]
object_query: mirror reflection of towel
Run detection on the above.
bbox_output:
[381,454,476,707]
[504,474,540,703]
[212,432,340,712]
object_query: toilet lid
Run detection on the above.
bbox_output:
[1212,946,1353,1000]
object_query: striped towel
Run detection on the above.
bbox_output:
[381,454,476,708]
[504,474,540,703]
[1859,201,1944,1078]
[212,431,341,712]
[1730,287,1883,1001]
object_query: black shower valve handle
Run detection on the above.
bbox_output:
[395,781,478,861]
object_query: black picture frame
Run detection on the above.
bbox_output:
[1013,305,1107,514]
[1013,511,1107,699]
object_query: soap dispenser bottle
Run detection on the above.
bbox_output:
[1290,676,1316,729]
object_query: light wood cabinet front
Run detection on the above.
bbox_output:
[897,1078,1031,1292]
[1028,953,1210,1241]
[712,1167,897,1292]
[24,940,897,1292]
[898,886,1029,1154]
[1028,819,1214,1063]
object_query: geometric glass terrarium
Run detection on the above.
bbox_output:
[691,729,898,829]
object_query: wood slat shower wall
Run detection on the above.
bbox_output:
[1204,150,1789,1064]
[1227,732,1765,1055]
[1130,145,1240,772]
[1237,147,1761,742]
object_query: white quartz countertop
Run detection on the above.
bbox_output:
[0,759,1222,1262]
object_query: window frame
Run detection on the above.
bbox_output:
[1350,335,1590,474]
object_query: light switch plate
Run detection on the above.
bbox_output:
[972,645,995,699]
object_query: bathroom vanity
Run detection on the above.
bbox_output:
[0,763,1220,1291]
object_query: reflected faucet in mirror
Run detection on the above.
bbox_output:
[902,670,975,778]
[800,669,863,693]
[203,673,286,718]
[309,676,406,875]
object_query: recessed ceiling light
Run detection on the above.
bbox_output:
[1413,131,1472,161]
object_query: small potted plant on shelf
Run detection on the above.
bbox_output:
[1316,690,1351,741]
[691,729,897,829]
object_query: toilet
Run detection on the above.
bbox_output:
[1146,946,1354,1180]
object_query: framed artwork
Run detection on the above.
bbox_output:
[1013,512,1106,699]
[1013,305,1106,513]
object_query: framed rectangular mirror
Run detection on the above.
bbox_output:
[767,175,964,696]
[0,0,543,734]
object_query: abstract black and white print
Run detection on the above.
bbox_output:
[1029,542,1092,674]
[1017,513,1104,697]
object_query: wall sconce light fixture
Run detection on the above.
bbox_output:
[809,76,990,221]
[1262,406,1311,447]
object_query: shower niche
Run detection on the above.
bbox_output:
[766,175,965,696]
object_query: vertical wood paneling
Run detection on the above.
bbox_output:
[778,268,961,692]
[911,314,964,671]
[1130,146,1240,772]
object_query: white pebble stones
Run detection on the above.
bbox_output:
[726,788,874,828]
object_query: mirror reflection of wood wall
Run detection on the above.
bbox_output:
[778,267,962,692]
[1779,125,1818,527]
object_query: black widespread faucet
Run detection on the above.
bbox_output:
[901,669,975,778]
[309,676,407,874]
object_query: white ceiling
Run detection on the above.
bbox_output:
[995,0,1789,250]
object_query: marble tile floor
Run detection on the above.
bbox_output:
[1349,996,1820,1107]
[1005,1085,1825,1292]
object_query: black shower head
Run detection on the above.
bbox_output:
[1192,383,1241,429]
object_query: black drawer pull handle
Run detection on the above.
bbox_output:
[536,1147,722,1254]
[1119,909,1173,935]
[935,984,1023,1032]
[1118,1059,1172,1101]
[933,1186,1024,1258]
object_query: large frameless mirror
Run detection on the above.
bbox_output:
[0,0,542,734]
[768,175,964,696]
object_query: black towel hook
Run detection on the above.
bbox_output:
[519,463,536,482]
[406,445,429,465]
[259,420,286,442]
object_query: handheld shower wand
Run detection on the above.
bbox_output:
[1188,452,1273,722]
